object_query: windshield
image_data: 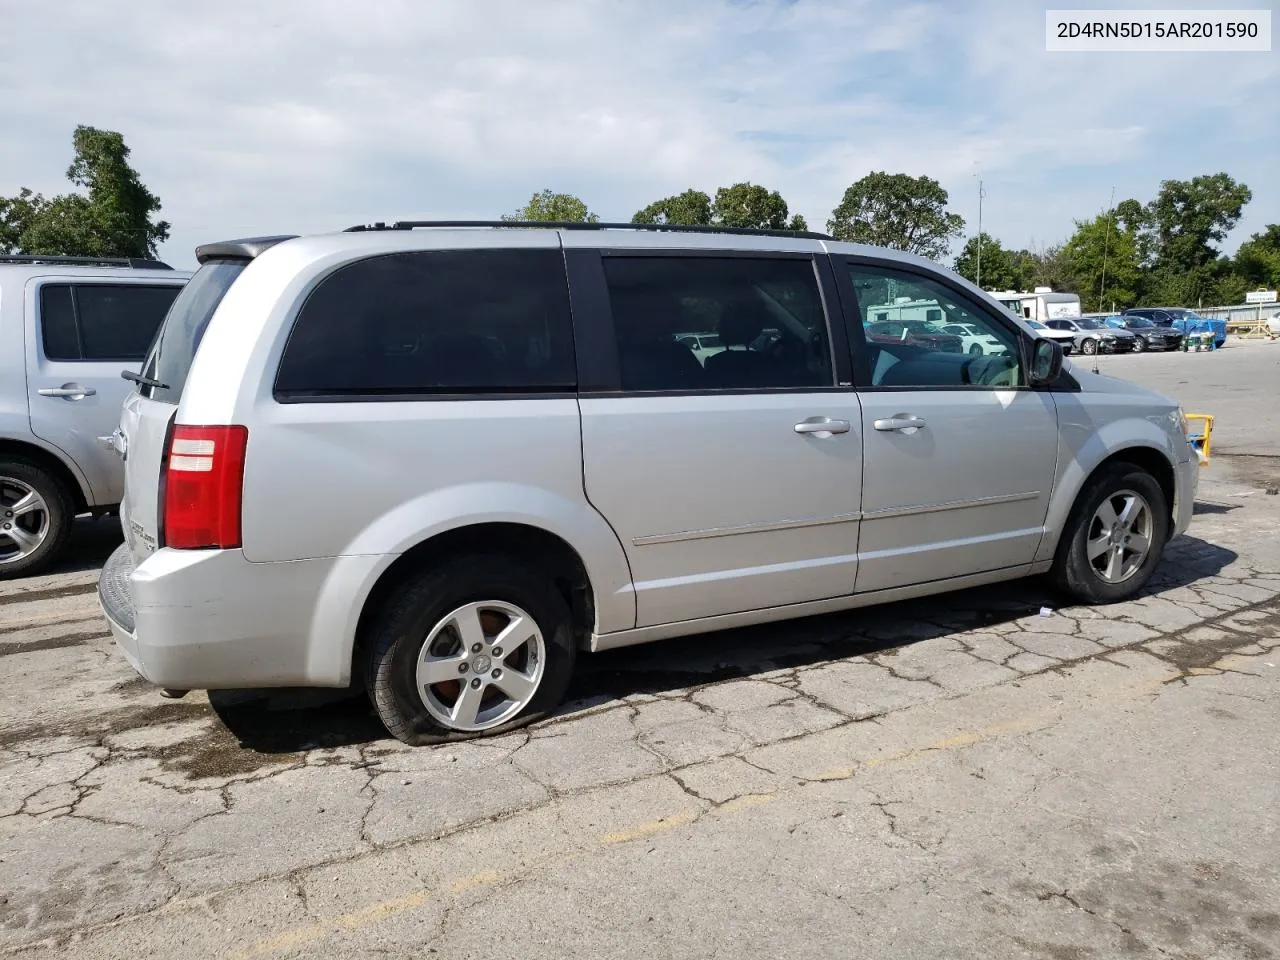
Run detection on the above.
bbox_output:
[139,259,246,403]
[1026,319,1046,330]
[1125,317,1153,328]
[1076,319,1102,330]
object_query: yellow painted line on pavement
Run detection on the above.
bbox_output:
[599,809,699,845]
[239,790,777,955]
[234,870,502,958]
[717,793,774,815]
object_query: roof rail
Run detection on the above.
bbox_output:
[0,253,173,269]
[343,220,835,242]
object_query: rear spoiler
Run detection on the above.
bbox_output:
[195,236,298,264]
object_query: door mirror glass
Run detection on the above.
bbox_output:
[1029,337,1063,386]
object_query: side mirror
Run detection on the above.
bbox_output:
[1028,337,1063,386]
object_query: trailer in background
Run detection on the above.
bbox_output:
[990,287,1082,323]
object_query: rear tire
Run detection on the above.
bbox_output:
[0,459,74,579]
[365,555,577,745]
[1050,462,1169,605]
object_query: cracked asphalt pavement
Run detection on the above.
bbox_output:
[3,344,1280,959]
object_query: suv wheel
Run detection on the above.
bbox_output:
[365,555,576,744]
[1051,462,1169,604]
[1132,336,1147,353]
[0,460,74,579]
[1081,338,1098,355]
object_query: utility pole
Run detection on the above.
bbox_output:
[1099,186,1115,310]
[976,178,985,289]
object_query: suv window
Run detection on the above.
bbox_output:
[602,257,833,392]
[276,249,574,398]
[140,260,245,403]
[846,263,1022,388]
[39,283,182,362]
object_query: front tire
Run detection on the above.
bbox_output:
[0,460,74,579]
[1132,337,1147,353]
[365,555,577,745]
[968,343,984,356]
[1051,462,1170,604]
[1081,338,1098,356]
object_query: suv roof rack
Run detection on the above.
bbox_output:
[343,220,835,242]
[0,253,173,269]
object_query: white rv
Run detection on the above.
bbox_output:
[990,287,1082,323]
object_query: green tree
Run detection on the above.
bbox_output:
[0,126,170,257]
[1141,173,1251,304]
[827,172,964,261]
[953,232,1026,291]
[503,189,599,223]
[1062,212,1143,312]
[711,182,807,231]
[1234,224,1280,289]
[631,189,713,226]
[1017,244,1077,293]
[631,182,806,231]
[0,188,46,254]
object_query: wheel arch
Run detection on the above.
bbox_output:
[350,522,599,686]
[0,437,90,513]
[1037,439,1178,566]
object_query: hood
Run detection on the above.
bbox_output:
[1065,362,1178,406]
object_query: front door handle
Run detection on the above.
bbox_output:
[38,384,97,400]
[794,417,850,437]
[873,415,927,434]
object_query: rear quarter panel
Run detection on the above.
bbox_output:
[177,234,636,636]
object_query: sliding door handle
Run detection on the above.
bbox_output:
[873,416,926,433]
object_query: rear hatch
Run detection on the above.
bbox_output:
[118,258,247,567]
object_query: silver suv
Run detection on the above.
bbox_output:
[98,223,1198,744]
[0,255,189,577]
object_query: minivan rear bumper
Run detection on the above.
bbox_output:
[98,543,364,690]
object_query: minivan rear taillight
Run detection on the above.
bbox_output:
[162,425,248,550]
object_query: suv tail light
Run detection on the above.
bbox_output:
[162,425,248,549]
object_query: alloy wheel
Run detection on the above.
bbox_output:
[0,478,50,565]
[1086,489,1154,584]
[415,601,546,731]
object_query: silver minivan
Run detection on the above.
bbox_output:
[98,223,1198,744]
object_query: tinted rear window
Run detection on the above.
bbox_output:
[139,260,245,403]
[39,283,182,361]
[274,249,575,398]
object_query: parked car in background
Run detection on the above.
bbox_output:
[1100,315,1183,352]
[1267,311,1280,338]
[99,222,1197,746]
[1045,317,1137,355]
[1024,318,1075,355]
[0,254,189,577]
[1123,308,1227,348]
[940,321,1004,356]
[865,319,963,353]
[675,332,725,365]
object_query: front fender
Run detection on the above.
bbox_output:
[1036,395,1185,564]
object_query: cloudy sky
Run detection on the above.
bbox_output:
[3,0,1275,269]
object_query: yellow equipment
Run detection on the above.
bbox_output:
[1185,413,1214,466]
